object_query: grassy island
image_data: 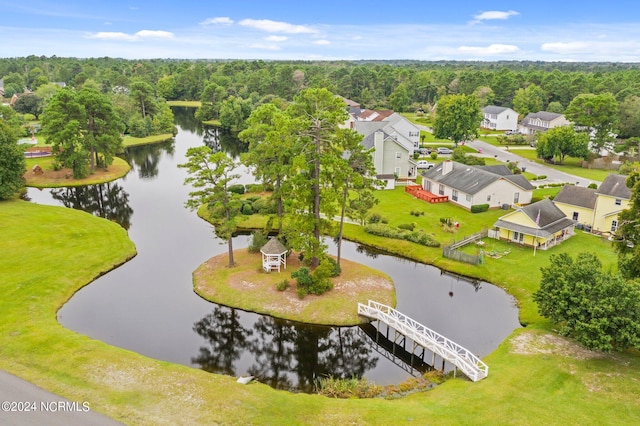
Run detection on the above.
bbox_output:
[23,156,131,188]
[193,248,395,326]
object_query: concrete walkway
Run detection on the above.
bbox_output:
[0,370,122,426]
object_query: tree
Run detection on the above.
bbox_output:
[534,252,640,351]
[0,122,25,200]
[239,103,294,234]
[40,87,123,178]
[615,172,640,279]
[286,88,348,268]
[565,93,618,154]
[535,126,589,164]
[13,93,43,119]
[389,83,410,112]
[219,96,252,133]
[432,94,483,147]
[179,147,241,267]
[512,84,546,118]
[129,80,157,119]
[334,128,379,266]
[617,95,640,139]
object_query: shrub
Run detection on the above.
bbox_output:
[536,175,547,180]
[315,376,382,399]
[364,223,440,247]
[246,195,261,202]
[440,217,452,226]
[323,256,341,277]
[276,279,289,291]
[410,210,424,216]
[367,213,382,224]
[252,197,277,214]
[227,184,245,194]
[248,231,269,253]
[398,223,415,231]
[430,152,438,160]
[245,183,264,193]
[588,183,598,189]
[241,203,253,215]
[470,204,490,213]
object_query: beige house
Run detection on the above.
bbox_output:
[553,175,631,234]
[518,111,571,136]
[420,161,534,210]
[361,130,416,182]
[492,199,576,249]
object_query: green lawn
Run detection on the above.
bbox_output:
[167,100,201,107]
[122,133,174,148]
[2,196,640,425]
[510,149,613,182]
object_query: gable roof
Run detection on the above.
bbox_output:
[596,174,631,199]
[553,185,598,209]
[522,111,564,123]
[483,105,511,115]
[360,130,410,152]
[494,198,575,238]
[477,165,512,176]
[422,161,534,194]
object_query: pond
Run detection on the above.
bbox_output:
[26,107,520,393]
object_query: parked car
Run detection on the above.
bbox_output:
[505,130,520,135]
[416,160,435,169]
[418,147,431,155]
[436,147,452,155]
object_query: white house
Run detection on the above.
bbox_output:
[481,106,518,131]
[518,111,571,135]
[421,161,534,210]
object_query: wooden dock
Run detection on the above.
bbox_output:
[357,300,489,382]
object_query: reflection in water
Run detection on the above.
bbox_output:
[121,139,175,180]
[171,106,202,133]
[50,182,133,229]
[192,307,378,393]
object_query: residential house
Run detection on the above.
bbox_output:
[420,161,534,210]
[553,174,631,234]
[361,130,416,184]
[492,198,576,249]
[518,111,571,135]
[481,106,518,131]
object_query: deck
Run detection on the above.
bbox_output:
[405,185,448,203]
[357,300,488,382]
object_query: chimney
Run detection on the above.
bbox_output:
[442,160,453,175]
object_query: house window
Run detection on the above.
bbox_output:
[514,192,519,204]
[438,184,445,196]
[487,194,491,202]
[572,212,579,221]
[452,189,458,201]
[466,194,472,202]
[611,220,618,232]
[394,167,401,176]
[615,198,622,206]
[512,232,524,243]
[395,152,402,159]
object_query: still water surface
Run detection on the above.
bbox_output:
[27,108,520,392]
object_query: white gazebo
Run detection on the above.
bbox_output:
[260,238,288,272]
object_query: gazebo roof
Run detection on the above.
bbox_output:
[260,238,288,255]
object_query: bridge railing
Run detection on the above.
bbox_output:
[358,300,488,381]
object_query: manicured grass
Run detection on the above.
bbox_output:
[23,156,131,187]
[510,149,612,182]
[193,248,395,326]
[122,133,174,148]
[3,199,640,425]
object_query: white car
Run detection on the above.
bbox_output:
[416,160,434,169]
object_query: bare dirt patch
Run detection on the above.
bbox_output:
[193,248,395,326]
[510,330,606,360]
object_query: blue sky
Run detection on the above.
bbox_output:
[2,0,640,61]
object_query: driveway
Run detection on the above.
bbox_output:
[0,370,122,426]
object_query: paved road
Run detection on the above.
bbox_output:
[466,139,600,187]
[0,370,123,426]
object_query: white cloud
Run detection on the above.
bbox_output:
[239,19,317,34]
[87,30,174,41]
[313,39,330,45]
[265,35,287,42]
[200,17,234,26]
[541,41,592,54]
[457,44,520,55]
[471,10,519,24]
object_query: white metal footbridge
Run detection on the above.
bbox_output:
[357,300,489,382]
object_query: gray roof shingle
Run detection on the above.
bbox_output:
[597,174,631,199]
[554,185,598,209]
[494,198,575,238]
[422,161,534,194]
